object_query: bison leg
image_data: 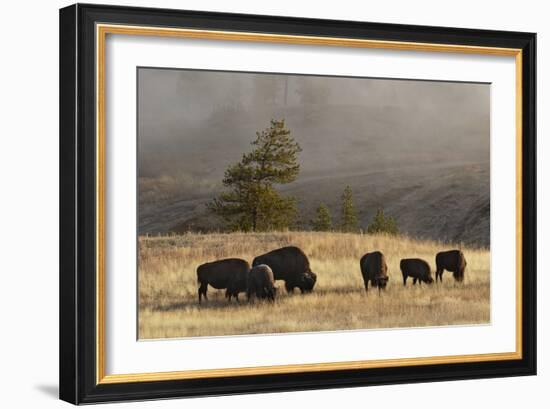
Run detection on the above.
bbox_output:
[247,284,256,302]
[435,268,442,282]
[198,282,208,304]
[285,282,294,294]
[403,275,407,286]
[364,280,369,292]
[413,278,417,285]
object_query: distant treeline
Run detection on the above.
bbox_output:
[209,119,398,235]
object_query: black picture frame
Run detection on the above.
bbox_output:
[59,3,536,405]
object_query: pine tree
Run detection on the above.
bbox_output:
[311,203,333,231]
[208,119,301,232]
[340,185,359,232]
[367,208,399,235]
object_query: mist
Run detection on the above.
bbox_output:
[137,67,490,246]
[138,68,489,181]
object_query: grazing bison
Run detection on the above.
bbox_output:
[435,250,467,282]
[360,251,389,293]
[400,258,434,286]
[247,264,277,301]
[252,246,317,293]
[196,258,250,303]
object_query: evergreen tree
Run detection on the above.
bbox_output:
[340,185,359,232]
[311,203,333,231]
[208,119,301,231]
[367,208,399,235]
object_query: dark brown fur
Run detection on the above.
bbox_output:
[196,258,250,303]
[400,258,434,286]
[253,246,317,294]
[247,264,277,302]
[359,251,389,293]
[435,250,467,282]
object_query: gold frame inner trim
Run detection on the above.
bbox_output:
[96,23,523,385]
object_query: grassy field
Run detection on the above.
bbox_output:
[138,231,490,339]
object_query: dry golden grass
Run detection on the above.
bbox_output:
[139,231,489,339]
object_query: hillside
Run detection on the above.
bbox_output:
[138,70,489,248]
[139,161,489,248]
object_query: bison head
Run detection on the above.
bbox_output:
[300,271,317,293]
[425,276,434,284]
[453,271,465,282]
[375,276,389,289]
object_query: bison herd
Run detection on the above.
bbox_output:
[196,246,467,303]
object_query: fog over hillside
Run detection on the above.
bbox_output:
[138,68,490,247]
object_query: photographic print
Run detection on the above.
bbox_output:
[59,4,537,404]
[137,68,490,339]
[60,6,536,403]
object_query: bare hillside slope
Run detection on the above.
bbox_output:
[140,162,489,248]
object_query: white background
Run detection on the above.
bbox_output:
[106,35,517,374]
[0,0,547,407]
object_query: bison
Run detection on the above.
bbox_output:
[226,272,249,302]
[400,258,434,286]
[252,246,317,294]
[196,258,250,303]
[247,264,277,301]
[360,251,389,293]
[435,250,467,282]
